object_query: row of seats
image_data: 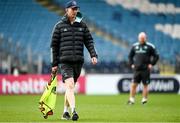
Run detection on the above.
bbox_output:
[107,0,180,14]
[84,34,128,63]
[150,0,180,7]
[0,0,60,59]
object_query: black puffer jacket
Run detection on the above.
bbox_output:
[51,15,98,67]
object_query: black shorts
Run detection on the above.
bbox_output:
[59,62,83,83]
[132,69,150,85]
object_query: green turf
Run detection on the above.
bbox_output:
[0,94,180,122]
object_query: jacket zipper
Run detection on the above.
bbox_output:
[72,25,75,61]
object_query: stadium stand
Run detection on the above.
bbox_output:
[0,0,60,56]
[0,0,180,74]
[0,0,60,73]
[54,0,180,62]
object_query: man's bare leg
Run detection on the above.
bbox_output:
[142,84,148,104]
[65,78,75,113]
[61,77,75,120]
[128,82,138,104]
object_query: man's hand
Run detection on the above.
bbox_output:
[148,64,152,70]
[131,64,135,69]
[91,57,97,65]
[52,66,58,73]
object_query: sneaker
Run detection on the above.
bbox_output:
[142,100,147,104]
[61,112,71,120]
[127,100,134,105]
[72,111,79,121]
[141,98,147,105]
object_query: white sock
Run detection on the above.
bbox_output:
[129,97,135,103]
[64,106,68,113]
[71,107,75,113]
[142,97,147,102]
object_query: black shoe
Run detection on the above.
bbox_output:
[127,100,134,105]
[142,100,147,105]
[61,112,71,120]
[72,111,79,121]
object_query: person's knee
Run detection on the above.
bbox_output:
[143,84,148,89]
[65,78,75,90]
[132,83,138,88]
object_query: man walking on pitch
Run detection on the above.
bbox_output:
[128,32,159,105]
[50,0,98,121]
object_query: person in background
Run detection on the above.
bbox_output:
[128,32,159,105]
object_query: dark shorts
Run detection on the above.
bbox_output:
[132,69,150,85]
[59,62,83,83]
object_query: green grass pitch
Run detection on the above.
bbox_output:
[0,94,180,123]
